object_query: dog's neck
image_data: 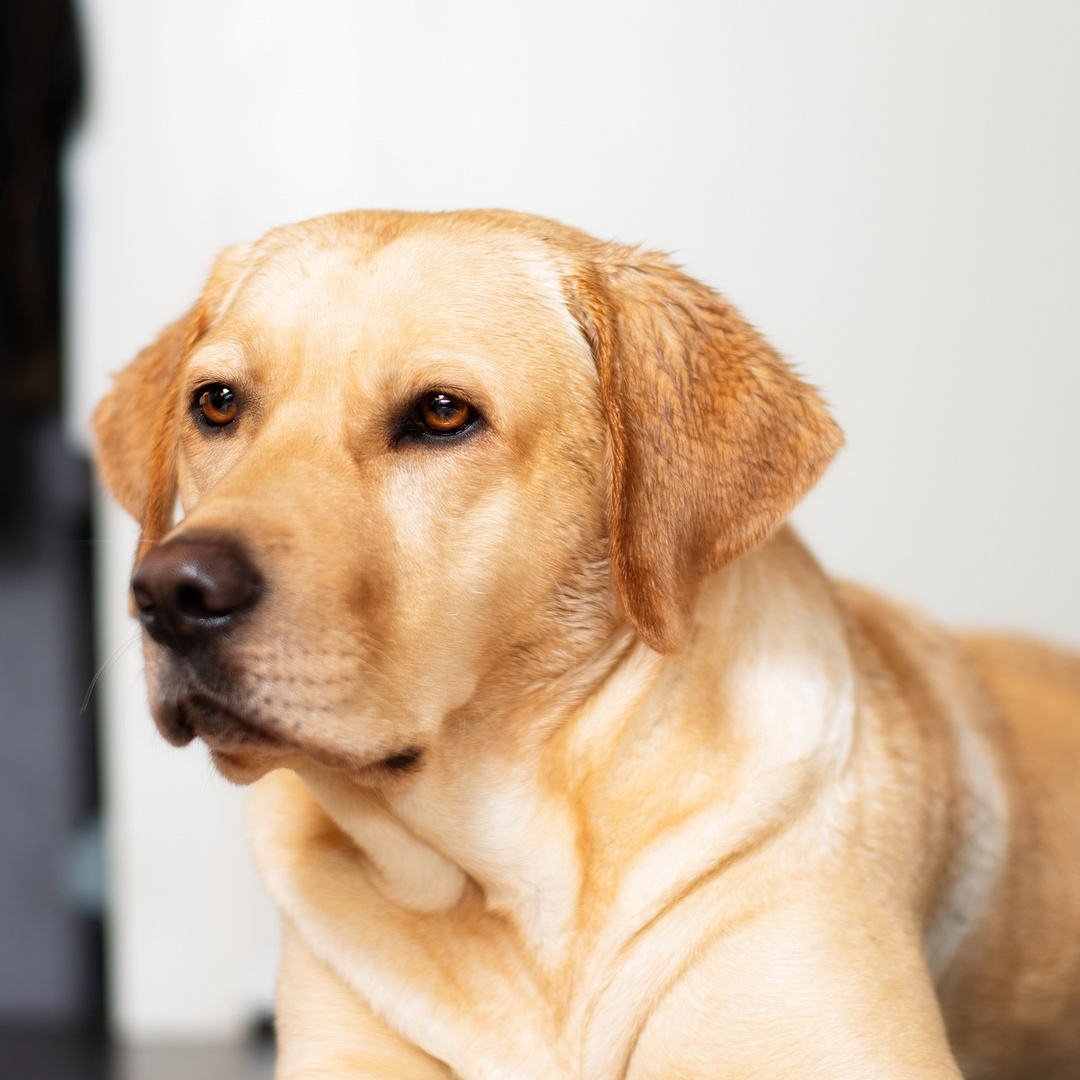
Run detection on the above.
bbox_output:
[297,527,856,970]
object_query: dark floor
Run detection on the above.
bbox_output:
[0,1027,275,1080]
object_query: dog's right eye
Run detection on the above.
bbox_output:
[404,390,478,439]
[194,384,238,427]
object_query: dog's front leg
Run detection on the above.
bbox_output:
[275,918,452,1080]
[622,899,963,1079]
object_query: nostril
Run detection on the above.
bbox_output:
[175,583,211,620]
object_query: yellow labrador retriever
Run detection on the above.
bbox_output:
[93,210,1080,1079]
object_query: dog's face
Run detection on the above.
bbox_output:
[93,211,841,786]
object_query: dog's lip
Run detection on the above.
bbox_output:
[154,693,414,781]
[155,694,285,751]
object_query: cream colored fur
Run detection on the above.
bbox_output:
[93,211,1080,1079]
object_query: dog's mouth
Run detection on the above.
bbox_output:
[156,693,280,749]
[149,693,292,784]
[153,692,426,787]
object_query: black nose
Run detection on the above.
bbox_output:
[132,537,260,649]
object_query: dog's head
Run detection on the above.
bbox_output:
[93,211,841,784]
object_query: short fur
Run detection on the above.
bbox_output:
[93,210,1080,1079]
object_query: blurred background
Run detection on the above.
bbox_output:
[2,0,1078,1075]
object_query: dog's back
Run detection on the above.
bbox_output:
[943,635,1080,1079]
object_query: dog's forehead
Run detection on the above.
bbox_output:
[211,223,586,380]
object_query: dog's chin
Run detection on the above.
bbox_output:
[208,745,288,784]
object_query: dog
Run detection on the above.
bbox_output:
[93,210,1080,1079]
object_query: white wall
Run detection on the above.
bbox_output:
[67,0,1080,1042]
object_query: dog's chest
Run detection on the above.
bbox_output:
[254,755,825,1080]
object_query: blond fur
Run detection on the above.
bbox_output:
[94,211,1080,1079]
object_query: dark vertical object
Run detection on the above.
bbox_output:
[0,0,103,1040]
[1,0,80,444]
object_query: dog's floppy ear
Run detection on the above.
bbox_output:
[92,243,256,552]
[567,247,843,654]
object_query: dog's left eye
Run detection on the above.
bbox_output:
[408,391,477,437]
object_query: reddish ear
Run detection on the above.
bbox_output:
[92,314,190,553]
[92,244,256,553]
[567,247,843,653]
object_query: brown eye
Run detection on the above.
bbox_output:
[411,391,474,435]
[197,385,238,426]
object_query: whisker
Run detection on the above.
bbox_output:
[81,629,142,712]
